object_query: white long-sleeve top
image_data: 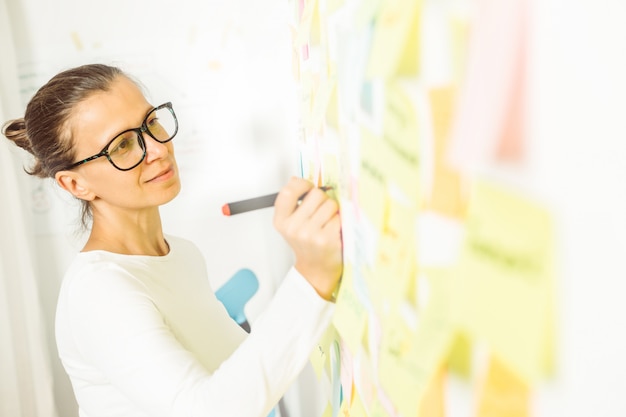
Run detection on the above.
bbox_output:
[55,235,334,417]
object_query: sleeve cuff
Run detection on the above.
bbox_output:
[283,266,338,305]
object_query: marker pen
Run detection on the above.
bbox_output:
[222,186,332,216]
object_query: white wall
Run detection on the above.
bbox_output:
[530,0,626,415]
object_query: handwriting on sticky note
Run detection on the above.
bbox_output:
[453,179,555,382]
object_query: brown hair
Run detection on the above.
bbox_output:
[2,63,127,227]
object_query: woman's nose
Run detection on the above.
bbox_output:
[143,133,169,163]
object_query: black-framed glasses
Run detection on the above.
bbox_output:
[64,102,178,171]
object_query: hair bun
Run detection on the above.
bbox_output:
[2,118,33,154]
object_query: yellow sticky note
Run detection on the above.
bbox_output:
[417,267,471,379]
[369,396,393,417]
[366,0,422,78]
[70,32,84,51]
[359,111,420,221]
[446,330,472,379]
[310,325,339,378]
[333,264,368,355]
[349,389,369,417]
[310,0,322,45]
[368,197,417,309]
[378,301,454,417]
[382,82,421,205]
[327,0,346,14]
[378,310,421,417]
[340,400,350,416]
[322,149,341,203]
[353,349,377,412]
[300,72,316,131]
[307,75,337,134]
[358,129,389,230]
[296,0,318,47]
[354,0,383,29]
[476,355,530,417]
[321,402,333,417]
[452,179,555,382]
[357,82,423,214]
[449,11,470,85]
[542,287,557,378]
[325,77,339,129]
[290,26,301,81]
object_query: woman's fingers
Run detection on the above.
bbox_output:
[273,177,343,300]
[308,197,340,229]
[273,177,314,221]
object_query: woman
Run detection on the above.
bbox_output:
[2,64,342,417]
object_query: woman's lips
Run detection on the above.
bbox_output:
[147,166,174,182]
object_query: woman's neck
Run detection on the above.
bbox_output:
[83,207,169,256]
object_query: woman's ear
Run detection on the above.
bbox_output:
[55,171,96,201]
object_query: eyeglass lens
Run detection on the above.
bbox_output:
[108,106,177,170]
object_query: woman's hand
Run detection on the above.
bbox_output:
[273,177,343,301]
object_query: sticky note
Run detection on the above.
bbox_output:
[296,0,318,47]
[339,346,354,409]
[349,389,369,417]
[417,366,446,417]
[322,148,341,201]
[369,396,394,417]
[366,0,422,78]
[382,82,421,205]
[367,196,417,312]
[475,355,530,417]
[307,75,337,134]
[354,0,383,29]
[425,86,467,218]
[447,0,529,171]
[358,129,389,229]
[299,72,316,132]
[353,349,377,412]
[326,80,340,129]
[310,325,339,378]
[449,11,470,84]
[378,300,454,417]
[70,32,84,51]
[446,330,472,379]
[321,402,333,417]
[333,264,368,355]
[418,267,471,379]
[358,85,421,217]
[452,179,555,381]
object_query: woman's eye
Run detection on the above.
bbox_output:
[110,136,135,155]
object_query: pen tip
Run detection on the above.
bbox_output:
[221,204,231,216]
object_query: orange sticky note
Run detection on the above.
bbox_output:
[418,366,446,417]
[475,355,530,417]
[425,86,467,218]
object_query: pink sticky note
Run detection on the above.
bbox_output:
[448,0,529,171]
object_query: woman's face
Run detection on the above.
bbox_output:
[69,76,181,213]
